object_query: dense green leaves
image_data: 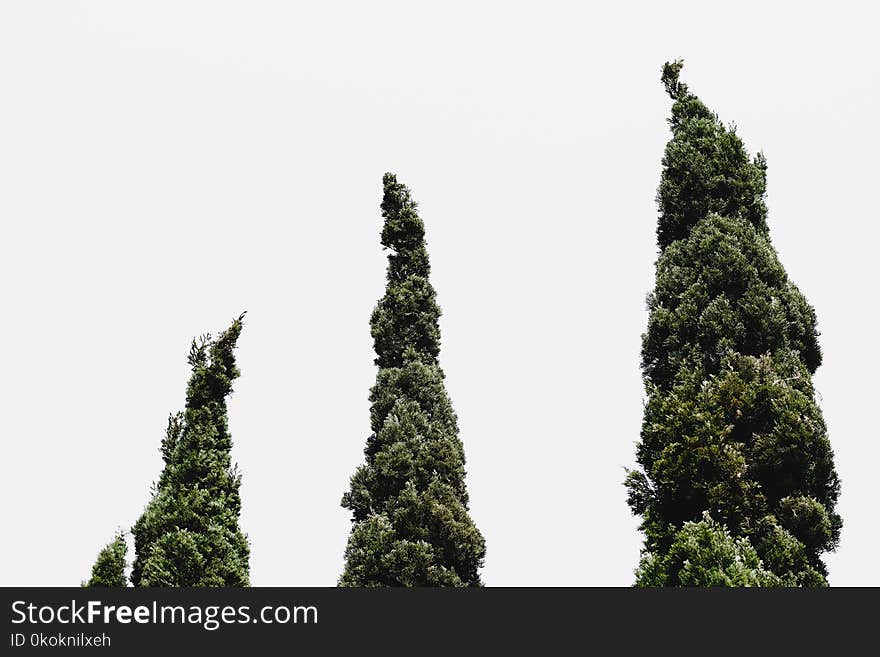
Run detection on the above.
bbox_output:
[643,214,822,387]
[636,513,784,587]
[627,62,840,586]
[130,315,250,587]
[657,60,769,249]
[83,533,127,587]
[340,173,485,586]
[370,177,440,369]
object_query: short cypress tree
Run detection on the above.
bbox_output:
[340,173,485,586]
[625,62,841,586]
[131,314,249,586]
[83,532,127,587]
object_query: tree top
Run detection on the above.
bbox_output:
[662,59,687,99]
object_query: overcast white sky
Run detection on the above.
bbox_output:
[1,1,877,587]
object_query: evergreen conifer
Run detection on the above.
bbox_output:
[131,315,249,586]
[626,62,841,586]
[340,174,485,586]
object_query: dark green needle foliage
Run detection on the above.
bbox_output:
[340,173,485,587]
[625,62,841,586]
[83,532,128,587]
[635,512,791,587]
[654,59,770,251]
[130,315,250,587]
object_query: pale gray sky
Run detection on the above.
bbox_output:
[1,1,877,586]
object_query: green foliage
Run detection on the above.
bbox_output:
[656,59,769,249]
[643,214,822,387]
[83,532,127,587]
[635,513,783,587]
[130,315,250,587]
[340,173,485,586]
[627,62,841,586]
[370,175,440,369]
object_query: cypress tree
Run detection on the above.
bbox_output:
[83,532,127,587]
[131,314,249,586]
[625,62,841,586]
[340,173,485,586]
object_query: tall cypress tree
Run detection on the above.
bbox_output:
[131,314,249,586]
[340,173,485,586]
[626,62,841,586]
[83,532,127,587]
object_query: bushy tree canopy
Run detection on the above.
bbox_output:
[636,513,785,587]
[340,173,485,586]
[626,62,840,586]
[130,315,250,587]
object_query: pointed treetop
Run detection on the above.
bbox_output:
[381,172,421,246]
[84,531,128,587]
[380,172,429,280]
[371,174,439,368]
[208,311,246,390]
[661,59,687,99]
[655,61,769,248]
[185,312,246,409]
